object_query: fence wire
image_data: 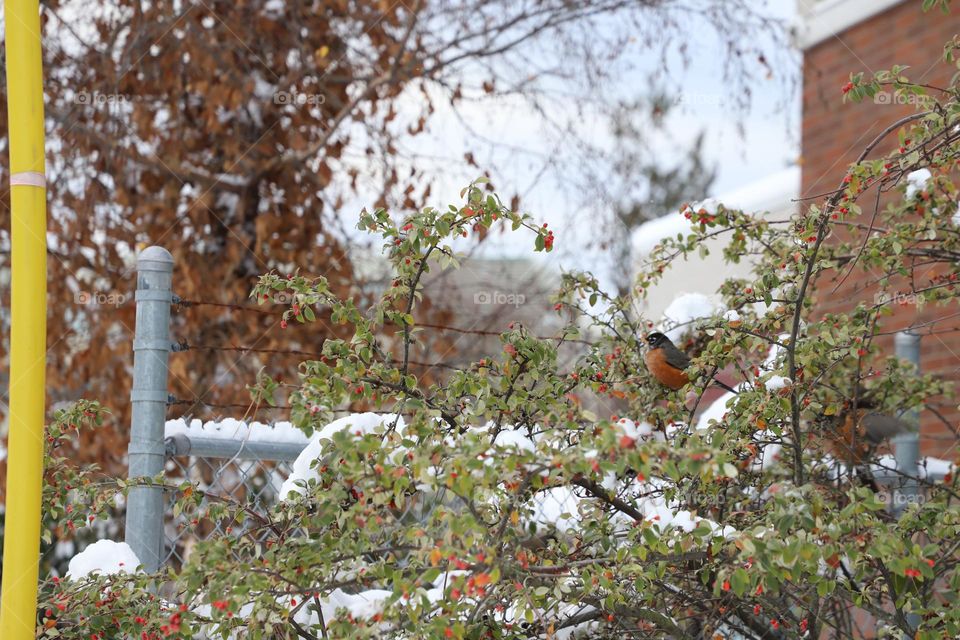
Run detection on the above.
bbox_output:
[161,443,297,569]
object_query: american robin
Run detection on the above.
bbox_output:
[643,332,737,393]
[825,409,910,466]
[818,408,911,492]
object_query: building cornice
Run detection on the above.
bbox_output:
[797,0,904,50]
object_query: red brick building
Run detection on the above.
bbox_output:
[800,0,960,457]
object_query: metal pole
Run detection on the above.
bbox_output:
[0,0,48,634]
[124,246,174,572]
[892,331,921,517]
[166,433,308,462]
[893,331,922,637]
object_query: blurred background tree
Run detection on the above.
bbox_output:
[0,0,787,486]
[604,93,718,297]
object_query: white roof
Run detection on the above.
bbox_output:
[796,0,903,50]
[631,167,800,257]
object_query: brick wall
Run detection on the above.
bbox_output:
[802,0,960,457]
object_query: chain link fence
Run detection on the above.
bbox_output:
[160,432,303,569]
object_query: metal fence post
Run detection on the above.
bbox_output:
[124,246,173,573]
[893,331,922,638]
[892,331,921,517]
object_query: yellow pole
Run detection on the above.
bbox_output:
[0,0,47,636]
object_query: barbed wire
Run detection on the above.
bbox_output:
[172,339,326,360]
[414,321,596,346]
[173,296,597,346]
[172,339,470,372]
[166,296,595,421]
[167,396,292,411]
[174,297,279,316]
[165,396,432,421]
[394,359,467,371]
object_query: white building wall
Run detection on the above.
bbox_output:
[631,168,799,320]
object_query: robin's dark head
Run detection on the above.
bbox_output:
[645,332,671,349]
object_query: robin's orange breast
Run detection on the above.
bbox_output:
[644,348,689,390]
[825,411,871,465]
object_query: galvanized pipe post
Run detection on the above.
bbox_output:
[893,331,922,638]
[124,246,174,573]
[892,331,921,518]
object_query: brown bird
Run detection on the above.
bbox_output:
[643,332,737,393]
[826,409,910,466]
[820,408,912,492]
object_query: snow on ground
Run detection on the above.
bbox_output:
[905,168,931,199]
[692,339,788,475]
[660,292,724,341]
[304,588,394,623]
[752,431,782,472]
[635,477,738,538]
[694,388,741,430]
[279,573,460,634]
[66,540,141,579]
[165,418,311,445]
[873,454,954,480]
[616,418,659,442]
[920,456,955,478]
[759,337,791,390]
[280,413,405,498]
[490,426,537,452]
[284,577,595,637]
